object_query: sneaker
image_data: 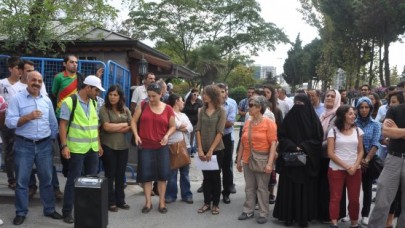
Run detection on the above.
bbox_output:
[256,216,268,224]
[0,218,3,225]
[269,194,276,204]
[341,215,350,222]
[361,217,369,225]
[238,212,254,220]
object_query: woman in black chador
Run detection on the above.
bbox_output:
[273,94,323,227]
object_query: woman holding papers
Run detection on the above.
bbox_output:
[196,85,226,215]
[236,95,277,224]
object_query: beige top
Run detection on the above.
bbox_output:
[196,106,226,152]
[99,105,132,150]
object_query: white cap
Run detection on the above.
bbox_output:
[83,75,105,92]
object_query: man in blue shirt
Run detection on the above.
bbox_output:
[6,71,61,225]
[217,83,237,204]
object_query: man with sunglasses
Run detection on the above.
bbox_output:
[58,75,105,224]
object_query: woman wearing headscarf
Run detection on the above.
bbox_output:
[273,94,324,227]
[318,90,346,222]
[355,97,381,226]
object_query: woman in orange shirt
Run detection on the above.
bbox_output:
[236,95,277,224]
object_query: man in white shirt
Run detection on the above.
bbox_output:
[130,72,155,113]
[277,88,293,117]
[0,56,21,190]
[8,60,48,97]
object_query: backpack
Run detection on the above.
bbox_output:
[67,94,96,134]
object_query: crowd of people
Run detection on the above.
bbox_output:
[1,55,405,227]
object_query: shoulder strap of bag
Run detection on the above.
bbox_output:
[67,94,77,135]
[248,121,254,152]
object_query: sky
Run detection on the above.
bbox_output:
[113,0,405,76]
[253,0,405,75]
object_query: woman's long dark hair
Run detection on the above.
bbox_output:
[334,105,354,132]
[263,84,277,111]
[168,93,181,107]
[104,84,125,112]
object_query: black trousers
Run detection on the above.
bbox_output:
[101,145,129,206]
[361,170,373,217]
[203,150,224,206]
[1,126,15,183]
[221,134,234,196]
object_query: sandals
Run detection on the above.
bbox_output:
[197,204,211,213]
[108,205,118,212]
[211,206,220,215]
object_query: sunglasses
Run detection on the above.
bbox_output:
[147,83,161,92]
[248,103,256,108]
[192,93,198,96]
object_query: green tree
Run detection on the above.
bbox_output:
[127,0,288,80]
[283,34,304,91]
[226,65,255,89]
[0,0,117,55]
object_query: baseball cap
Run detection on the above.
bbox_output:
[83,75,105,92]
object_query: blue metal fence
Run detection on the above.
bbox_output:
[0,55,131,105]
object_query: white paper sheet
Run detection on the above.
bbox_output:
[194,155,219,170]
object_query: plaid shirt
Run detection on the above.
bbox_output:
[355,118,381,153]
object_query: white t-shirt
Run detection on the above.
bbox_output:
[8,81,48,97]
[0,78,15,102]
[130,85,147,105]
[328,127,364,170]
[168,112,193,147]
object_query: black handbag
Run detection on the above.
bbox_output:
[368,155,383,179]
[282,151,307,167]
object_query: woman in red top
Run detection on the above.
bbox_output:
[131,83,176,214]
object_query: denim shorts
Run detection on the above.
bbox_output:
[137,146,170,183]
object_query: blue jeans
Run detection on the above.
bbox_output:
[29,166,60,189]
[14,136,55,216]
[62,151,99,215]
[166,148,193,201]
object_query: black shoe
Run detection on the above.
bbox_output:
[13,215,25,225]
[269,194,276,204]
[223,195,231,204]
[229,184,237,194]
[329,224,338,228]
[45,211,63,220]
[158,206,168,214]
[63,214,74,224]
[256,216,268,224]
[197,185,203,193]
[238,212,254,220]
[182,198,194,204]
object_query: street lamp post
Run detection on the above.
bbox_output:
[138,55,148,82]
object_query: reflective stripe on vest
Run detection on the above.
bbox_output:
[65,97,99,154]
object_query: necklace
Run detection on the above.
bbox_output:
[251,117,263,126]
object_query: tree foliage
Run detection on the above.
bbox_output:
[127,0,289,83]
[0,0,117,55]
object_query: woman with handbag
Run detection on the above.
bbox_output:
[165,93,194,204]
[131,83,176,214]
[196,85,226,215]
[273,94,323,227]
[236,95,277,224]
[327,105,364,228]
[355,97,381,226]
[99,85,132,212]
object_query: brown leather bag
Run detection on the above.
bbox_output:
[169,139,191,170]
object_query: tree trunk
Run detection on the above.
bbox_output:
[384,39,390,86]
[378,43,385,87]
[368,39,375,86]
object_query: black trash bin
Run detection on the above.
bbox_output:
[74,176,108,228]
